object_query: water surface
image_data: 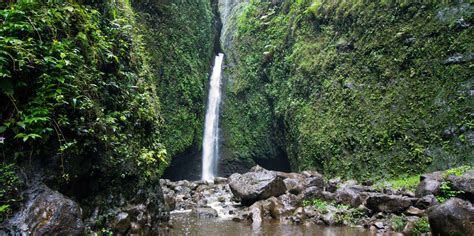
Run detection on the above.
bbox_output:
[169,212,369,236]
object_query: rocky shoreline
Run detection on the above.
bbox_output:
[161,165,474,235]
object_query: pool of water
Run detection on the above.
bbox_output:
[167,212,369,236]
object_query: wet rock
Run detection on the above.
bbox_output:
[447,172,474,200]
[415,194,438,209]
[420,171,445,182]
[112,212,131,234]
[229,167,286,206]
[404,206,425,217]
[249,202,264,224]
[283,178,304,194]
[302,170,323,178]
[415,179,441,197]
[214,177,228,185]
[302,186,321,199]
[291,207,305,224]
[374,221,385,229]
[4,184,84,235]
[192,208,218,219]
[322,212,336,225]
[335,183,369,207]
[278,193,301,210]
[320,191,336,202]
[303,206,321,220]
[304,176,325,190]
[365,193,412,213]
[164,191,176,210]
[327,177,341,192]
[428,198,474,235]
[262,197,282,219]
[402,221,415,235]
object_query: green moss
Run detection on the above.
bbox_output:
[375,175,420,192]
[133,0,214,157]
[0,2,215,220]
[222,0,473,179]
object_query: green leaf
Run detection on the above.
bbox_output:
[0,126,6,134]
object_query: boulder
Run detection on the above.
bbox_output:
[415,194,438,209]
[404,206,425,217]
[261,197,284,220]
[335,183,369,207]
[214,177,228,185]
[304,176,325,190]
[402,221,415,235]
[229,168,286,206]
[327,178,342,193]
[302,186,321,199]
[428,198,474,235]
[415,179,441,197]
[163,191,176,210]
[420,171,444,182]
[447,173,474,201]
[322,212,336,225]
[5,184,84,235]
[112,212,131,234]
[365,194,412,213]
[291,207,306,224]
[278,192,302,209]
[249,202,264,224]
[283,178,304,194]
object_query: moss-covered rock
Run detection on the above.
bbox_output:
[221,0,473,179]
[0,0,214,231]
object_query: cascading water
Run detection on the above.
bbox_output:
[202,53,224,181]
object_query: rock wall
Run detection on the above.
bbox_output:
[219,0,473,179]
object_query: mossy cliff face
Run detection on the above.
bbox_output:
[221,0,473,179]
[133,0,215,159]
[0,0,214,230]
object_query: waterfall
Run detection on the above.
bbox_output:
[202,53,224,181]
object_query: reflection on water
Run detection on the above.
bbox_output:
[168,212,369,236]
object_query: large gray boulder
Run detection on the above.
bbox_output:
[335,182,371,207]
[428,198,474,235]
[229,167,286,206]
[415,171,444,197]
[365,193,413,213]
[447,171,474,201]
[4,184,84,235]
[416,179,441,197]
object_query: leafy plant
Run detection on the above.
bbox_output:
[0,163,22,222]
[413,217,431,236]
[436,181,464,203]
[391,215,407,232]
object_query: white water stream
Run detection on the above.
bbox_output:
[202,53,224,181]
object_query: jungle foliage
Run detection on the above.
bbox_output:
[0,0,214,221]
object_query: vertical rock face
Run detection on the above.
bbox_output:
[218,0,291,175]
[218,0,249,54]
[3,184,85,235]
[217,0,474,180]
